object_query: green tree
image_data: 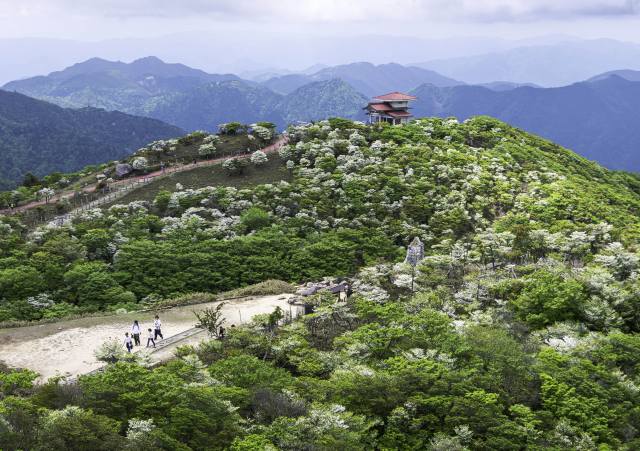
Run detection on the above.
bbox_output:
[239,207,272,233]
[512,270,587,328]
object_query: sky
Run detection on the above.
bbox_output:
[1,0,639,40]
[0,0,639,81]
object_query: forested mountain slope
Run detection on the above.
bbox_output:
[0,90,183,189]
[2,56,240,111]
[410,76,640,171]
[2,58,441,130]
[2,117,640,448]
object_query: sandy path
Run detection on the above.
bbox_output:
[0,294,300,381]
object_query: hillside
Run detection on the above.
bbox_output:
[4,58,452,130]
[2,117,640,448]
[410,76,640,171]
[263,62,461,96]
[147,80,284,131]
[0,90,183,189]
[3,56,240,111]
[276,79,368,124]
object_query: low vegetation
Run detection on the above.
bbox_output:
[2,116,640,448]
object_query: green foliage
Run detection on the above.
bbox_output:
[239,207,272,233]
[512,270,587,328]
[37,405,124,450]
[194,303,226,338]
[0,90,182,189]
[0,367,38,397]
[4,117,640,449]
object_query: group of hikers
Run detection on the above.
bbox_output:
[123,315,164,353]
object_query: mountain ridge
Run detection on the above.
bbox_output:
[417,39,640,87]
[262,61,462,96]
[0,89,183,189]
[409,75,640,171]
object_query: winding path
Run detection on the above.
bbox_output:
[1,136,289,217]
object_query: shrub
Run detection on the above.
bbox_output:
[94,338,127,364]
[239,207,271,233]
[132,157,148,171]
[222,157,249,175]
[194,303,226,338]
[250,150,268,166]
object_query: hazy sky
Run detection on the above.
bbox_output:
[0,0,639,82]
[0,0,639,41]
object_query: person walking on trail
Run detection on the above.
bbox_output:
[131,320,141,346]
[124,332,133,353]
[146,328,156,348]
[153,315,164,340]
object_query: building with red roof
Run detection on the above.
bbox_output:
[364,92,417,125]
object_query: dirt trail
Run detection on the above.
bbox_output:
[0,294,300,381]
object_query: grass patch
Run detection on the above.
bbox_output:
[222,280,296,298]
[0,310,123,330]
[151,280,296,310]
[138,133,257,166]
[104,156,290,206]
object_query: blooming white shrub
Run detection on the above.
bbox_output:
[198,142,217,156]
[38,187,55,201]
[203,134,221,145]
[26,293,54,309]
[250,150,268,166]
[132,157,148,170]
[126,418,156,445]
[252,125,273,141]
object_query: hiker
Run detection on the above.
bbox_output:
[146,328,156,348]
[131,320,141,346]
[124,332,133,353]
[218,326,225,339]
[154,315,164,340]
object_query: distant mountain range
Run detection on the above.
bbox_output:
[3,57,372,130]
[0,90,183,189]
[417,39,640,87]
[587,69,640,83]
[261,62,461,96]
[409,74,640,171]
[7,56,640,173]
[3,56,242,113]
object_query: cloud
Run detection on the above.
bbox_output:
[2,0,640,23]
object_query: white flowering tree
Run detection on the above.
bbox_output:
[132,157,148,171]
[198,142,217,157]
[38,187,55,203]
[222,157,249,175]
[251,122,276,142]
[250,150,268,166]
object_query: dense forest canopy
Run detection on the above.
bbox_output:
[2,116,640,449]
[0,90,183,189]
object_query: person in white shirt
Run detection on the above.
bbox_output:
[153,315,164,340]
[131,320,141,346]
[146,328,156,348]
[124,332,133,353]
